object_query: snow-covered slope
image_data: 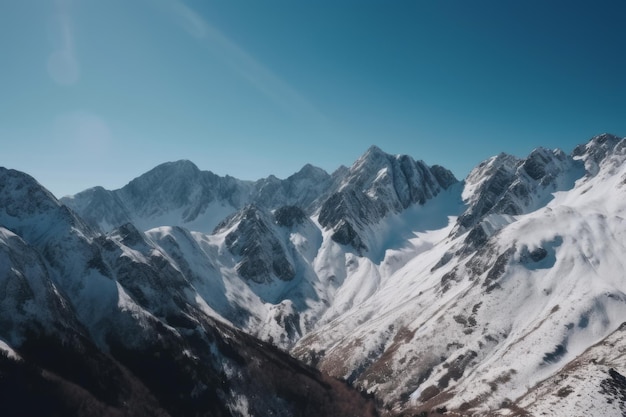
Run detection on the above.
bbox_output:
[5,136,626,416]
[61,146,458,350]
[453,145,584,254]
[0,226,80,345]
[0,167,378,417]
[293,134,626,415]
[514,322,626,416]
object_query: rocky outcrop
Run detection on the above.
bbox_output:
[218,205,296,284]
[318,146,458,253]
[454,146,584,254]
[274,205,307,228]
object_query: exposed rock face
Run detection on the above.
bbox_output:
[572,133,623,175]
[458,147,580,231]
[220,205,296,283]
[453,146,584,255]
[318,188,383,252]
[120,160,247,218]
[274,205,307,228]
[338,146,456,211]
[459,153,520,229]
[318,146,458,253]
[431,164,458,190]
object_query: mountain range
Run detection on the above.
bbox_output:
[1,133,626,416]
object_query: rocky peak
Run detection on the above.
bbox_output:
[341,147,457,208]
[522,147,556,181]
[214,204,263,233]
[125,160,204,197]
[455,147,583,247]
[63,159,253,233]
[463,153,520,199]
[318,146,458,253]
[572,133,621,159]
[290,163,329,182]
[222,205,296,284]
[153,159,201,176]
[431,164,458,189]
[452,154,519,251]
[361,145,389,162]
[120,160,206,210]
[572,133,624,176]
[521,147,573,186]
[0,168,92,244]
[342,145,393,191]
[0,168,63,219]
[253,164,333,212]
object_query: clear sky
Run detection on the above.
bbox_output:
[1,0,624,197]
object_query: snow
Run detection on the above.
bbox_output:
[292,136,626,414]
[365,181,464,265]
[228,395,252,417]
[515,323,626,417]
[438,161,626,409]
[3,136,626,415]
[0,338,20,360]
[479,213,516,237]
[133,185,464,350]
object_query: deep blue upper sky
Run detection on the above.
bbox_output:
[1,0,624,197]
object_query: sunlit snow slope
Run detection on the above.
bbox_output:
[0,167,379,417]
[293,134,626,415]
[19,133,626,416]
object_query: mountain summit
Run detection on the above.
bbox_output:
[4,136,626,416]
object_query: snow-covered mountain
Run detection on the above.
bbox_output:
[293,134,626,415]
[62,147,456,253]
[62,160,333,234]
[61,148,458,350]
[0,167,378,416]
[318,145,457,254]
[3,135,626,416]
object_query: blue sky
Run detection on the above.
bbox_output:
[1,0,624,197]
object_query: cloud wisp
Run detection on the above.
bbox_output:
[47,0,80,85]
[164,0,329,126]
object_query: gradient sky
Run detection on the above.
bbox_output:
[1,0,624,197]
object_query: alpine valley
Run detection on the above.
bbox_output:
[2,133,626,416]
